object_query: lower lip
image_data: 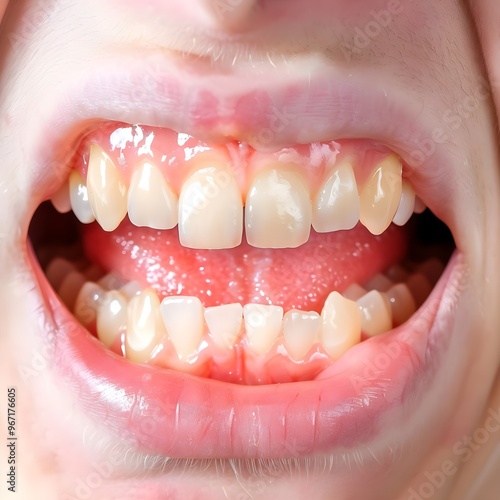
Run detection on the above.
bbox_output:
[30,245,460,460]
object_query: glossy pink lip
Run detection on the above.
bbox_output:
[30,243,461,459]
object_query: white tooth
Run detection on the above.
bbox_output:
[393,179,415,226]
[312,160,359,232]
[74,282,105,328]
[46,257,77,289]
[243,304,283,355]
[119,281,142,300]
[87,144,128,231]
[364,274,393,292]
[204,303,243,349]
[98,273,126,290]
[414,196,426,214]
[97,291,128,348]
[178,163,243,249]
[245,167,311,248]
[51,181,71,214]
[283,310,320,361]
[126,288,166,363]
[356,290,392,337]
[58,271,86,310]
[342,283,367,301]
[359,154,403,235]
[418,258,444,286]
[321,292,361,360]
[386,284,416,326]
[69,171,95,223]
[406,273,432,307]
[160,296,204,359]
[127,160,178,230]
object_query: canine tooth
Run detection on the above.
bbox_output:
[406,273,432,307]
[58,271,86,310]
[126,288,166,363]
[87,144,128,231]
[160,296,204,359]
[74,282,105,328]
[418,258,444,285]
[51,181,71,214]
[386,284,416,326]
[283,310,321,360]
[359,154,402,235]
[128,160,178,230]
[69,171,95,223]
[321,292,361,360]
[46,257,77,289]
[364,274,393,292]
[204,303,243,349]
[96,291,128,348]
[245,167,311,248]
[243,304,283,355]
[312,160,359,232]
[179,163,243,249]
[356,290,392,336]
[414,196,426,214]
[393,180,415,226]
[342,283,367,301]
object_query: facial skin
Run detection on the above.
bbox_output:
[0,1,499,499]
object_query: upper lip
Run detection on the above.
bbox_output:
[23,50,463,461]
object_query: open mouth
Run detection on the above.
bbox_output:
[26,115,457,461]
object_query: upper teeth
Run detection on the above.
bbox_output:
[53,140,424,249]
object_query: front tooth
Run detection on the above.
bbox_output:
[243,304,283,355]
[204,303,243,349]
[126,288,166,363]
[359,154,402,235]
[69,171,95,223]
[245,166,311,248]
[178,163,243,249]
[356,290,392,336]
[160,296,205,359]
[87,144,128,231]
[283,310,321,361]
[127,160,178,230]
[51,181,71,214]
[321,292,361,360]
[386,284,416,326]
[312,159,359,232]
[393,179,416,226]
[97,291,128,348]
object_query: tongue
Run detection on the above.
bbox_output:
[82,220,408,312]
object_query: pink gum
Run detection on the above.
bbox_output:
[72,121,403,198]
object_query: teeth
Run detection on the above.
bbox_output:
[119,281,142,300]
[160,296,205,359]
[46,258,78,290]
[312,159,359,232]
[342,283,367,301]
[50,181,71,214]
[243,304,283,355]
[406,273,432,307]
[73,282,104,328]
[126,288,166,363]
[418,258,444,285]
[359,154,403,235]
[364,274,393,292]
[96,291,128,348]
[414,196,427,214]
[98,273,126,290]
[178,163,243,249]
[386,264,409,283]
[321,292,361,360]
[245,166,311,248]
[386,284,416,326]
[204,303,243,349]
[393,179,416,226]
[128,160,178,230]
[87,144,128,231]
[58,271,86,310]
[283,310,321,360]
[69,171,95,224]
[356,290,392,337]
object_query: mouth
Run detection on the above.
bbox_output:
[22,68,459,463]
